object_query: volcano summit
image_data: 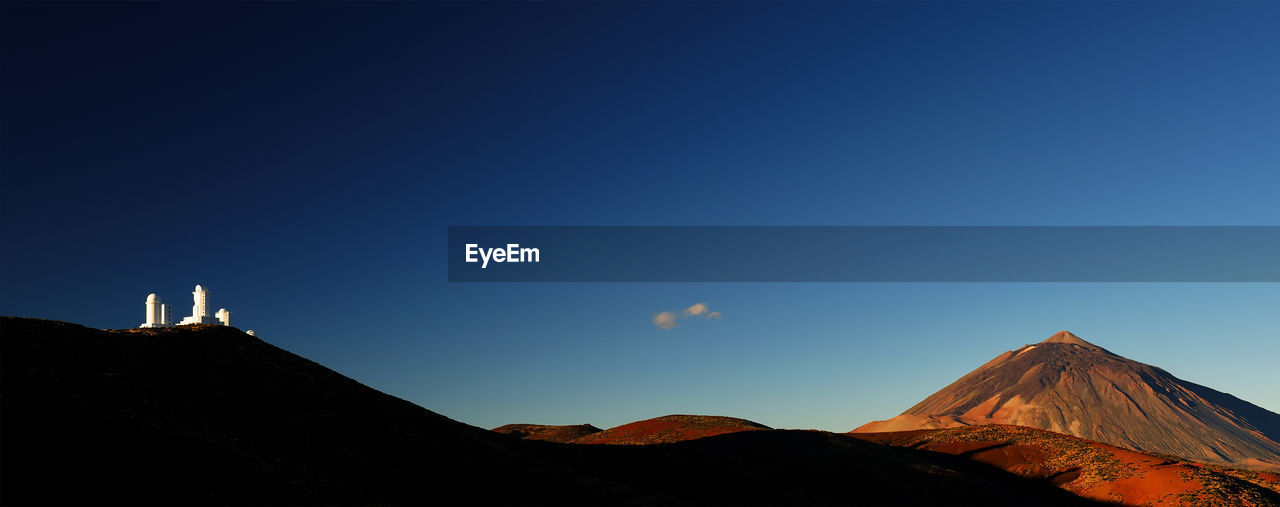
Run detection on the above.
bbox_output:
[855,331,1280,468]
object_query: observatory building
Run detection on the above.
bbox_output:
[178,284,219,325]
[140,284,235,328]
[139,294,172,328]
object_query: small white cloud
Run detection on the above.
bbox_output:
[652,311,678,330]
[653,303,722,330]
[683,302,709,317]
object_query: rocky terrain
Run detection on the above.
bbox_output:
[854,424,1280,506]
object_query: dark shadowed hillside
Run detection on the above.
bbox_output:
[0,318,645,505]
[1,317,1106,505]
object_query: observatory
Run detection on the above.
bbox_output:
[178,285,219,325]
[140,285,238,329]
[139,293,172,328]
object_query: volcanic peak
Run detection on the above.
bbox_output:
[1034,330,1112,354]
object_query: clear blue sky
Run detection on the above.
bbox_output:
[1,1,1276,431]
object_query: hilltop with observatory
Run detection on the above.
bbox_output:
[136,284,256,337]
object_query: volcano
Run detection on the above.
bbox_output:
[854,331,1280,467]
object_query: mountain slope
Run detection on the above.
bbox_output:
[493,423,602,443]
[855,331,1280,467]
[0,317,1104,505]
[571,414,770,444]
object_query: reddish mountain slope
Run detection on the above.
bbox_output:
[493,423,602,443]
[854,331,1280,467]
[853,425,1280,506]
[572,415,770,445]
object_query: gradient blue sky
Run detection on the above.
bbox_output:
[1,2,1276,431]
